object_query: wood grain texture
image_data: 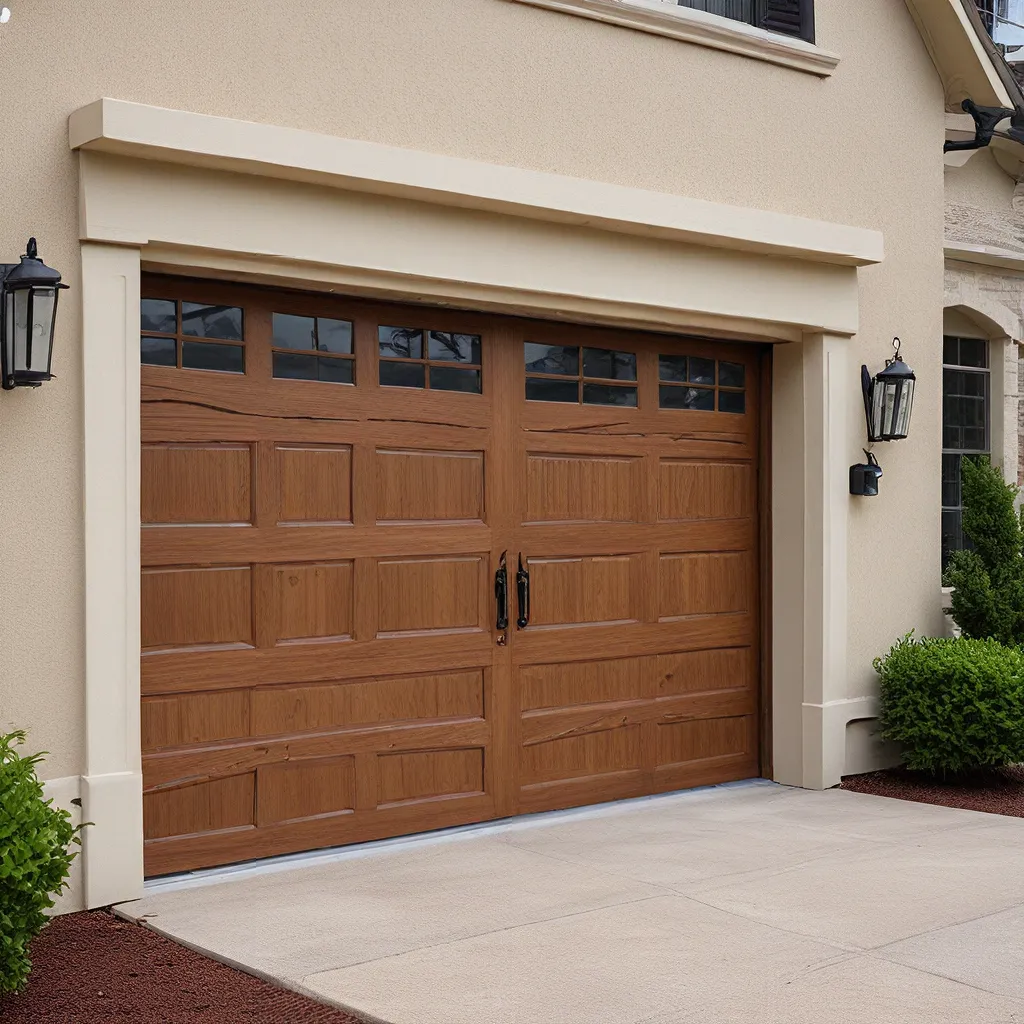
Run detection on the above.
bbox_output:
[141,566,253,651]
[140,275,764,873]
[142,444,253,524]
[277,445,352,524]
[525,453,640,523]
[275,561,354,642]
[376,449,484,522]
[377,748,485,805]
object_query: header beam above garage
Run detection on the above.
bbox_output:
[69,98,883,269]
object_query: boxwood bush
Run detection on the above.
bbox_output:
[875,634,1024,775]
[0,731,81,994]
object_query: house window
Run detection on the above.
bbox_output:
[942,336,990,567]
[674,0,814,42]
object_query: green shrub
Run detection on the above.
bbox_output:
[944,456,1024,644]
[875,633,1024,775]
[0,731,82,994]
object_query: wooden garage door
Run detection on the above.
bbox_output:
[140,276,763,876]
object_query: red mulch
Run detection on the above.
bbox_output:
[0,910,365,1023]
[842,764,1024,817]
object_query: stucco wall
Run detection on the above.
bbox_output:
[0,0,944,781]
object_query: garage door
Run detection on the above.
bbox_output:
[140,276,764,876]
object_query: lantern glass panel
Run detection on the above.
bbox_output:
[894,379,915,437]
[27,287,56,373]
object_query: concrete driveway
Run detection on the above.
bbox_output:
[117,781,1024,1023]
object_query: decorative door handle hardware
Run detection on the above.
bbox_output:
[516,554,530,629]
[495,551,509,632]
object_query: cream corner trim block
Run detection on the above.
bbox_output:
[504,0,839,77]
[69,99,881,268]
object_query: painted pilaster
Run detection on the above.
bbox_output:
[772,333,850,790]
[80,242,144,908]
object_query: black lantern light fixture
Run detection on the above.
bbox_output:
[861,337,916,444]
[0,238,67,390]
[850,339,916,497]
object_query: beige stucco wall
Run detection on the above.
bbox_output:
[0,0,945,795]
[945,149,1016,216]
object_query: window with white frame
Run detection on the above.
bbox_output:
[941,336,991,568]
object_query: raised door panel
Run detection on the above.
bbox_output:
[250,671,485,736]
[520,657,646,711]
[277,445,352,524]
[521,725,641,786]
[655,716,755,768]
[659,461,753,521]
[524,453,640,524]
[141,566,253,651]
[656,648,753,696]
[142,691,250,751]
[526,555,640,627]
[142,444,253,525]
[143,774,255,841]
[256,758,356,825]
[376,449,484,523]
[658,552,751,620]
[275,562,354,642]
[377,557,484,634]
[377,748,485,806]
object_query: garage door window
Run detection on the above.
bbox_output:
[659,354,746,413]
[141,298,245,374]
[524,343,638,406]
[379,325,482,393]
[272,313,355,384]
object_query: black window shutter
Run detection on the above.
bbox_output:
[758,0,814,44]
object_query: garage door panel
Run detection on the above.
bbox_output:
[658,551,753,619]
[521,725,642,786]
[256,758,356,826]
[377,748,486,806]
[143,774,255,842]
[141,566,254,651]
[276,444,353,524]
[520,657,648,711]
[523,452,643,524]
[659,460,754,522]
[525,554,642,627]
[142,444,254,525]
[142,690,251,752]
[657,648,754,696]
[511,519,754,557]
[273,561,354,643]
[249,671,485,736]
[377,556,486,635]
[376,449,485,523]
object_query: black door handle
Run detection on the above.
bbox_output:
[516,554,530,629]
[495,551,509,631]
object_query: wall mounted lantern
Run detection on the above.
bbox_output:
[850,339,916,497]
[0,238,67,390]
[861,338,916,443]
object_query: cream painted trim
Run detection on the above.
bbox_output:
[81,242,144,909]
[904,0,1013,109]
[502,0,839,76]
[772,334,850,791]
[945,241,1024,273]
[69,99,882,269]
[78,152,864,337]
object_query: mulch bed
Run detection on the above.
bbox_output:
[0,910,365,1023]
[842,764,1024,817]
